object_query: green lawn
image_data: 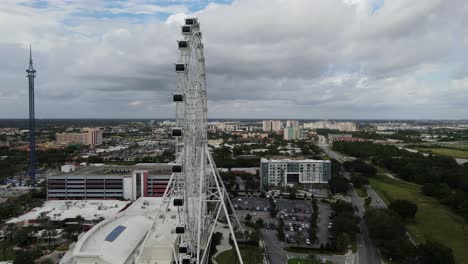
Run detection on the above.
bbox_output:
[215,245,263,264]
[369,175,468,264]
[417,147,468,159]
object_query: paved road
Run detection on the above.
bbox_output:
[350,188,381,264]
[366,186,387,208]
[319,144,354,163]
[262,229,288,264]
[318,144,381,264]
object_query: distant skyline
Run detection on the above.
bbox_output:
[1,0,467,119]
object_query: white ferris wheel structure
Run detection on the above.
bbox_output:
[135,17,244,264]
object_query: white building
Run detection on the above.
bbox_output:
[303,121,358,132]
[61,164,76,173]
[260,158,331,187]
[262,120,272,132]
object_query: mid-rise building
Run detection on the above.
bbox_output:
[303,121,358,132]
[327,134,365,143]
[260,158,331,187]
[47,165,171,200]
[56,133,85,145]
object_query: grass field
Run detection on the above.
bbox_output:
[369,174,468,264]
[417,148,468,159]
[215,245,263,264]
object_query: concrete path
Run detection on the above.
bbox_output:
[212,227,233,264]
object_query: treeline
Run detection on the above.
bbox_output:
[328,159,350,194]
[330,201,360,252]
[212,146,260,168]
[365,208,454,263]
[333,141,468,220]
[351,130,422,142]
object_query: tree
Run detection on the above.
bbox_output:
[13,251,34,264]
[389,200,418,220]
[245,214,252,221]
[0,240,10,261]
[329,176,350,194]
[276,219,285,241]
[336,233,350,251]
[350,174,369,189]
[255,218,264,227]
[417,241,455,264]
[288,187,297,199]
[294,231,304,246]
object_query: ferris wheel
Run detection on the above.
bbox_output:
[171,17,243,264]
[135,18,244,264]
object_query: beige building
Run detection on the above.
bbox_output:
[56,133,85,145]
[82,127,103,146]
[56,128,103,146]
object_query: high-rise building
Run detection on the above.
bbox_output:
[260,158,331,187]
[262,120,272,132]
[82,127,103,146]
[272,120,282,132]
[286,120,299,128]
[283,121,303,140]
[263,120,282,132]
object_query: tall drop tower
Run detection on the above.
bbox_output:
[26,45,36,185]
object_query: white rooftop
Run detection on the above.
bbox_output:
[61,197,178,264]
[7,200,130,224]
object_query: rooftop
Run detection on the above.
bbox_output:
[50,164,172,177]
[261,157,330,163]
[61,197,178,264]
[7,200,130,224]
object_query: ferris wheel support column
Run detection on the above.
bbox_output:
[206,146,244,264]
[196,146,205,264]
[209,154,244,232]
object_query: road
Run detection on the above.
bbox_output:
[319,143,354,163]
[366,186,387,208]
[350,186,381,264]
[262,229,288,264]
[318,144,381,264]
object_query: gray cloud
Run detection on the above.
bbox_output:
[0,0,468,119]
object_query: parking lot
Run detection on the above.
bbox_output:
[233,197,272,221]
[232,196,333,248]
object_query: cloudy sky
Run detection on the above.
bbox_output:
[1,0,467,119]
